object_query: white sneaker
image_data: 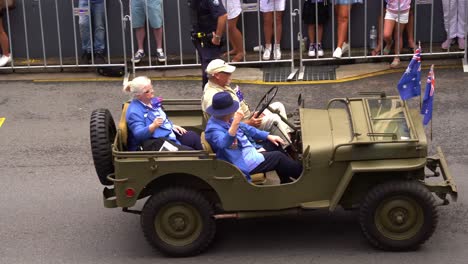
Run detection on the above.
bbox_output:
[308,44,316,57]
[341,42,349,53]
[332,47,343,58]
[263,48,271,60]
[316,43,324,57]
[333,42,349,58]
[273,47,281,60]
[0,55,12,67]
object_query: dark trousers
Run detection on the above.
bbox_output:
[250,151,303,184]
[176,130,203,150]
[142,131,202,151]
[193,40,222,90]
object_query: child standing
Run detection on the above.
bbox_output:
[303,0,329,57]
[383,0,411,68]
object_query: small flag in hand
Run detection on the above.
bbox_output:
[397,48,421,100]
[421,65,435,126]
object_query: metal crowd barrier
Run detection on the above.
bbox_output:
[0,0,466,77]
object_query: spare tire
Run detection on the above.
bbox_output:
[90,109,116,185]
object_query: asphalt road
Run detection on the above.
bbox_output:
[1,68,467,264]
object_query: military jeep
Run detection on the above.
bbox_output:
[90,87,457,257]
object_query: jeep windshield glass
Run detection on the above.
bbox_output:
[366,98,411,140]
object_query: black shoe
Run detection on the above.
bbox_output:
[94,52,106,65]
[81,52,91,64]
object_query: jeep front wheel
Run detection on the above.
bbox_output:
[141,187,216,257]
[359,181,437,251]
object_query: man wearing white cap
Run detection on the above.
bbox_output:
[201,59,293,148]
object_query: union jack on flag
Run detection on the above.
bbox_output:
[397,48,422,100]
[421,65,435,126]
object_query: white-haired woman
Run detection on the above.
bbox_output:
[123,76,202,151]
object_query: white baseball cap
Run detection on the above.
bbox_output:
[206,59,236,75]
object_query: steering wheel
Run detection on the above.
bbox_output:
[252,86,278,117]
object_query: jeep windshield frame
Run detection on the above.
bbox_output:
[327,96,420,165]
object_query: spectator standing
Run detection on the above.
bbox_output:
[332,0,363,59]
[0,9,12,67]
[188,0,227,90]
[223,0,244,62]
[131,0,167,64]
[303,0,329,57]
[260,0,285,60]
[383,0,411,68]
[441,0,466,50]
[79,0,106,64]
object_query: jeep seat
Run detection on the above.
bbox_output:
[200,132,266,184]
[118,102,130,151]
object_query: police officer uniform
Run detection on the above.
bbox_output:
[188,0,227,90]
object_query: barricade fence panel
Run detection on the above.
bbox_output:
[0,0,465,77]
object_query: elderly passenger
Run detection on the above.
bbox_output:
[202,59,293,150]
[123,76,202,151]
[205,92,302,184]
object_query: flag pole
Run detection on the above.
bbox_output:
[419,41,422,110]
[430,64,434,141]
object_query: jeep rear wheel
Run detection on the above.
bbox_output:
[359,181,437,251]
[141,187,216,257]
[90,109,116,185]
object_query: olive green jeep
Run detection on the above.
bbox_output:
[90,88,457,257]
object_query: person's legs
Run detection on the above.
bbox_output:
[273,11,283,45]
[78,0,91,55]
[152,27,163,50]
[0,16,11,67]
[383,18,395,54]
[250,151,302,183]
[91,1,105,54]
[406,8,415,50]
[457,0,466,49]
[177,131,203,150]
[228,16,244,62]
[135,27,146,51]
[335,4,350,49]
[263,12,273,47]
[0,17,10,57]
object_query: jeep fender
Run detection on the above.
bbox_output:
[329,158,427,211]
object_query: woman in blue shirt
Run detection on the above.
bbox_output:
[123,76,202,151]
[205,91,302,183]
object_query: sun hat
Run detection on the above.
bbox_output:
[206,59,236,74]
[206,92,240,116]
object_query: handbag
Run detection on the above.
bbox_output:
[0,0,16,11]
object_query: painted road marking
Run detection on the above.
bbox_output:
[0,118,5,128]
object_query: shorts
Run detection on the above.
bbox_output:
[302,2,329,25]
[260,0,286,12]
[223,0,242,20]
[131,0,163,29]
[384,11,409,24]
[334,0,363,4]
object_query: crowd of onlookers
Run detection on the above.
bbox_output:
[0,0,466,68]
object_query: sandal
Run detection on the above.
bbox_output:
[371,48,381,56]
[383,40,393,55]
[231,53,244,62]
[390,57,401,68]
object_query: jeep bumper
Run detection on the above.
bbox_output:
[423,146,458,204]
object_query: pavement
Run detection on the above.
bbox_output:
[0,57,465,84]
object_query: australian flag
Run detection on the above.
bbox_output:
[421,65,435,126]
[397,48,421,100]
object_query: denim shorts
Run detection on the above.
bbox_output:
[131,0,163,29]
